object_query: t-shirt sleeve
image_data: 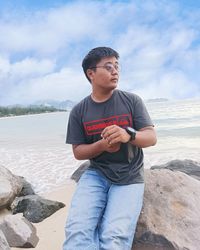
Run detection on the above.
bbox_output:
[66,106,86,145]
[132,95,154,130]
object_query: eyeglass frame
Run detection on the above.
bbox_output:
[89,63,120,73]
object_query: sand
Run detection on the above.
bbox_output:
[10,180,77,250]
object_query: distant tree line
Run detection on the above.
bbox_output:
[0,105,65,117]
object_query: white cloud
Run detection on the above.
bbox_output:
[0,56,55,76]
[1,66,91,105]
[10,58,55,77]
[25,67,90,102]
[0,56,10,76]
[0,0,200,105]
[159,70,197,98]
[0,56,57,104]
[0,2,126,55]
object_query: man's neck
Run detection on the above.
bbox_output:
[91,89,114,103]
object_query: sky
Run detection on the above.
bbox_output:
[0,0,200,106]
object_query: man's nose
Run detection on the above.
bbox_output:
[111,67,118,74]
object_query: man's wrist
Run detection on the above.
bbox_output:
[125,127,136,142]
[98,138,108,151]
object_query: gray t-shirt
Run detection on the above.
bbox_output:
[66,89,153,185]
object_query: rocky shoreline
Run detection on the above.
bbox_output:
[1,159,200,249]
[0,165,65,249]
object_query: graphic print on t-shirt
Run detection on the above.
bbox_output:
[84,114,132,135]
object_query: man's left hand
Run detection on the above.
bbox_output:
[101,125,130,145]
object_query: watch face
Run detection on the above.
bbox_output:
[127,127,135,133]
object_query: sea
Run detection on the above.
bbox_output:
[0,98,200,194]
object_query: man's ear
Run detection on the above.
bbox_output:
[86,69,94,82]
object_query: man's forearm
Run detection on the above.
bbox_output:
[131,128,157,148]
[73,140,105,160]
[73,139,121,160]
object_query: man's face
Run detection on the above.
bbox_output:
[87,56,119,91]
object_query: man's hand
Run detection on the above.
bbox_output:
[101,125,130,145]
[100,138,121,153]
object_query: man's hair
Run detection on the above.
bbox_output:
[82,47,119,82]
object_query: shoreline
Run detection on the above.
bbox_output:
[0,110,68,120]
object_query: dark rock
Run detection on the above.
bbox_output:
[17,176,35,196]
[11,195,65,223]
[0,230,10,250]
[0,214,39,247]
[151,159,200,181]
[71,160,90,182]
[133,231,176,250]
[132,169,200,250]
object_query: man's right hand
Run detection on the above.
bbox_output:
[101,138,121,153]
[72,138,121,160]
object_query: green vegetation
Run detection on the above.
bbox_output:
[0,105,65,117]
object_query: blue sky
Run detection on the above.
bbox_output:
[0,0,200,105]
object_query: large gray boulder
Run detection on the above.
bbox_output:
[11,195,65,223]
[71,162,200,249]
[151,159,200,181]
[0,165,23,209]
[0,230,10,250]
[0,214,39,248]
[132,169,200,250]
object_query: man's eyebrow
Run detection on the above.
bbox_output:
[105,61,119,64]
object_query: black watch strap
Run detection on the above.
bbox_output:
[125,127,136,141]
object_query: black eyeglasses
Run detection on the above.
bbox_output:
[89,63,120,73]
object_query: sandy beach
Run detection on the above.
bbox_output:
[10,180,77,250]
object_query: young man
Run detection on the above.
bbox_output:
[63,47,157,250]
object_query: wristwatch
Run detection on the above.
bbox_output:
[125,127,136,141]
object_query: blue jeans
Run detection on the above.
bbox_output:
[63,169,144,250]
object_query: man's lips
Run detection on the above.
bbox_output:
[111,78,118,82]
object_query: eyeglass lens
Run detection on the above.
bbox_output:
[105,63,119,72]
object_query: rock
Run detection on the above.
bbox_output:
[151,159,200,181]
[17,176,35,197]
[0,230,10,250]
[132,169,200,250]
[0,214,39,248]
[0,165,23,209]
[11,195,65,223]
[71,160,90,182]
